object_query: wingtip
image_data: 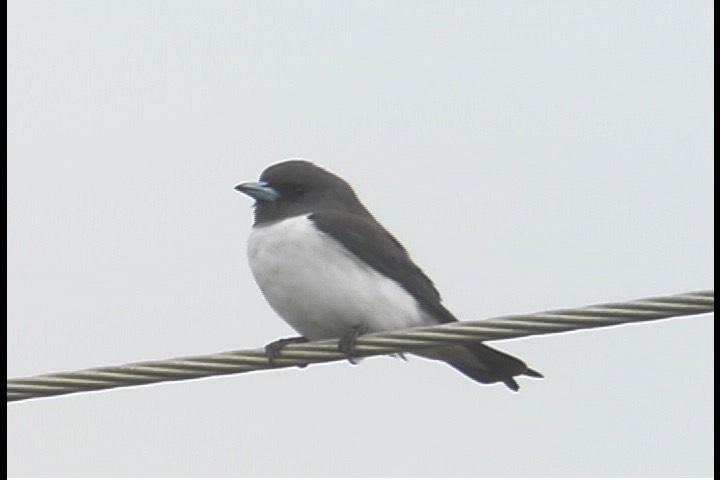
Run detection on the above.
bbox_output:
[524,367,544,378]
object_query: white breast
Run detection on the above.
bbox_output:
[247,215,429,340]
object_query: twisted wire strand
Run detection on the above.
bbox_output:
[7,290,713,402]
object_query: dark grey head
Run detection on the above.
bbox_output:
[235,160,372,224]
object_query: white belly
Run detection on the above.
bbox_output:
[247,215,428,340]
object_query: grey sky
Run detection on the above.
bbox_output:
[7,1,713,477]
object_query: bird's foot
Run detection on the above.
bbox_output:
[264,336,309,367]
[338,325,367,365]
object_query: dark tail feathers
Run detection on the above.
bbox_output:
[449,343,543,392]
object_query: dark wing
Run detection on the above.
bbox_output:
[310,210,544,390]
[309,211,458,324]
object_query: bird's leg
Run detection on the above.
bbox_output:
[338,325,367,365]
[265,336,309,367]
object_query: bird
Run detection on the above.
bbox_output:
[235,160,542,391]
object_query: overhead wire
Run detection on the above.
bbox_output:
[7,289,713,402]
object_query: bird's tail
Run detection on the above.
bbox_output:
[415,343,543,391]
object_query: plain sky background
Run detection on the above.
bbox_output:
[7,1,714,477]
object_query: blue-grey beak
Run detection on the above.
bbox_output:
[234,181,280,202]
